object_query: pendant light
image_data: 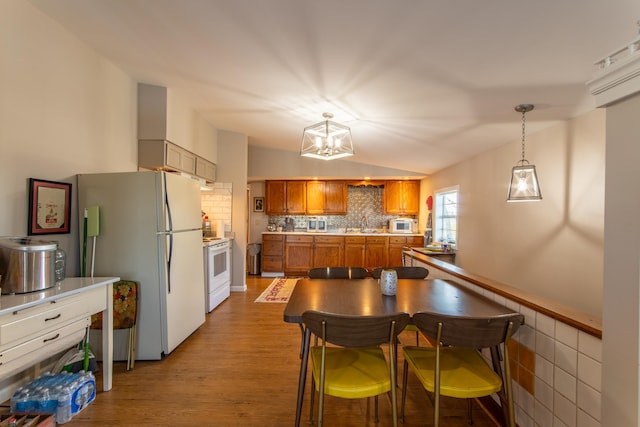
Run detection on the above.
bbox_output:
[507,104,542,202]
[300,113,354,160]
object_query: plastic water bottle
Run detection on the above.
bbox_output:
[57,386,72,424]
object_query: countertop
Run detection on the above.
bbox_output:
[0,277,119,316]
[261,230,423,237]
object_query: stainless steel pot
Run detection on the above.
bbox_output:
[0,237,58,294]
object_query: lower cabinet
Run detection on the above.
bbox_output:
[312,236,344,268]
[262,233,424,274]
[343,236,389,271]
[364,236,388,271]
[344,236,366,268]
[284,235,314,275]
[262,234,284,273]
[388,236,424,266]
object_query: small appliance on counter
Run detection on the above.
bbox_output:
[389,218,417,234]
[307,216,327,232]
[0,237,61,294]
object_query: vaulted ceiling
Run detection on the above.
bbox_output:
[31,0,640,175]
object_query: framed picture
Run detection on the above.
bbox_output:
[28,178,72,235]
[253,197,264,212]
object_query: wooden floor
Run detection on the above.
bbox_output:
[72,276,500,426]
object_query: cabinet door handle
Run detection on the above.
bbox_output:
[44,313,62,322]
[43,333,60,343]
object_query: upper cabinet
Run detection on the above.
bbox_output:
[138,140,216,182]
[306,181,348,215]
[137,83,216,182]
[266,181,307,215]
[384,180,420,215]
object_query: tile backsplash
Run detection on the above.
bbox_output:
[201,182,232,235]
[269,185,414,230]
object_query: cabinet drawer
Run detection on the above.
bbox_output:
[407,236,424,245]
[0,317,90,378]
[263,242,283,256]
[366,236,387,244]
[286,235,313,243]
[345,236,365,244]
[389,236,407,244]
[314,236,343,244]
[0,294,89,347]
[262,234,283,242]
[262,257,283,272]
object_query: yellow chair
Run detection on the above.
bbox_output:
[401,311,524,427]
[90,280,138,371]
[302,310,410,427]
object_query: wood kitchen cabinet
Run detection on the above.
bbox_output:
[284,235,314,275]
[312,235,344,267]
[344,235,388,270]
[262,234,284,273]
[266,181,307,215]
[306,181,348,215]
[365,236,388,271]
[384,180,420,215]
[388,235,424,266]
[344,236,366,268]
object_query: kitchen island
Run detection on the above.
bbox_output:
[261,231,423,276]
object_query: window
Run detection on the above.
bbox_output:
[434,188,458,245]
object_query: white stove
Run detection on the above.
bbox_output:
[203,238,231,312]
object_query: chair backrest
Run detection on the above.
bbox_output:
[411,311,524,349]
[90,280,139,330]
[371,266,429,279]
[302,310,410,347]
[308,267,369,279]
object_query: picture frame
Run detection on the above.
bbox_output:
[28,178,72,235]
[253,197,264,212]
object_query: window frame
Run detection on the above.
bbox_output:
[433,186,459,247]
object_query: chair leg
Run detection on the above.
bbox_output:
[374,396,379,423]
[309,373,315,425]
[467,398,473,424]
[400,359,408,423]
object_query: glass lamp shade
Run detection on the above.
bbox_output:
[300,118,354,160]
[507,164,542,202]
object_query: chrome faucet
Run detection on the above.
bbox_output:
[360,215,368,232]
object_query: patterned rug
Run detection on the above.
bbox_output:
[254,278,299,303]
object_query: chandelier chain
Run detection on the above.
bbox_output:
[521,109,526,161]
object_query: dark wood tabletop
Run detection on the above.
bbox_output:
[283,277,517,323]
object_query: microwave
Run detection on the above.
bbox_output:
[307,216,328,232]
[389,218,416,234]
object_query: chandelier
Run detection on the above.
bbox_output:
[300,113,354,160]
[507,104,542,202]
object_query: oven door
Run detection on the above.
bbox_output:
[204,241,231,312]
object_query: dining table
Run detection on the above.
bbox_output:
[283,277,523,427]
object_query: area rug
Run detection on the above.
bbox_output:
[254,278,298,303]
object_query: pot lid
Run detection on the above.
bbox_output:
[0,237,57,251]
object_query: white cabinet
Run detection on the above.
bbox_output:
[0,279,115,391]
[196,156,216,182]
[139,140,197,175]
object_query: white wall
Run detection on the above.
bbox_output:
[422,109,606,317]
[248,145,424,180]
[217,130,248,291]
[601,92,640,426]
[0,0,138,276]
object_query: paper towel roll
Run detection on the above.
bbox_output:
[216,220,225,238]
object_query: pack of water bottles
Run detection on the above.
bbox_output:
[10,371,96,424]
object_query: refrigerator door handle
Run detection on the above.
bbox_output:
[167,233,173,293]
[163,173,174,294]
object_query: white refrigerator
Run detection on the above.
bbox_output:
[78,171,205,360]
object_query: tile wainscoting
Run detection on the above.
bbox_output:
[409,255,602,427]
